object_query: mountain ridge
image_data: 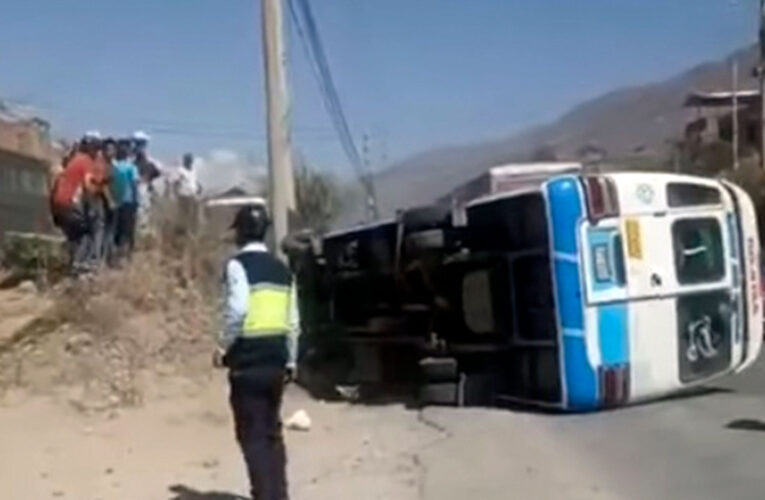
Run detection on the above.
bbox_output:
[338,45,758,225]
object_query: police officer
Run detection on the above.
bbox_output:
[218,203,299,500]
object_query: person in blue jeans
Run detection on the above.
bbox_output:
[99,138,118,266]
[109,139,140,264]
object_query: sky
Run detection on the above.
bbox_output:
[0,0,759,188]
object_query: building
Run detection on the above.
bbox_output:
[202,178,266,233]
[683,90,761,153]
[0,103,57,242]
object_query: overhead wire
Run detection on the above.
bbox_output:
[287,0,378,218]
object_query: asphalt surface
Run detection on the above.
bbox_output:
[2,363,762,499]
[419,357,765,500]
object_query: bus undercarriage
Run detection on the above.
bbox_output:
[291,192,563,407]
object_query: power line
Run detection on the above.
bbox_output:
[288,0,360,170]
[147,125,338,141]
[288,0,378,218]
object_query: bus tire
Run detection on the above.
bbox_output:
[419,382,458,406]
[401,206,450,231]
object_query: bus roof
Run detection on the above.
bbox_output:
[465,186,544,209]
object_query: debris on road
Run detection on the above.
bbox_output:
[286,409,312,431]
[335,384,360,401]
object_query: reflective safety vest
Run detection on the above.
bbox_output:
[235,251,292,337]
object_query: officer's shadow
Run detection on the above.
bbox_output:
[168,484,249,500]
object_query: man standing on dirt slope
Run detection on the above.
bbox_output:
[92,137,117,267]
[216,203,300,500]
[131,130,162,234]
[172,152,203,234]
[109,139,140,264]
[50,133,101,276]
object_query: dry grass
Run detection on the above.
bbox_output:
[0,198,231,413]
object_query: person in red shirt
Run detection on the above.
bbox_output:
[51,135,100,275]
[52,146,93,208]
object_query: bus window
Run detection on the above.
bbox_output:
[676,290,732,382]
[667,183,721,207]
[672,218,724,285]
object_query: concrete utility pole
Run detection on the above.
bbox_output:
[733,59,740,171]
[759,0,765,169]
[262,0,295,259]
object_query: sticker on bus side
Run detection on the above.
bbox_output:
[625,219,642,260]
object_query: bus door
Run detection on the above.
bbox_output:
[580,208,733,401]
[595,211,737,390]
[661,211,738,383]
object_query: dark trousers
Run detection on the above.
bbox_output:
[114,203,138,261]
[87,195,106,267]
[229,368,288,500]
[54,203,90,275]
[103,205,116,267]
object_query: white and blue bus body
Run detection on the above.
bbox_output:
[312,172,762,411]
[540,173,763,410]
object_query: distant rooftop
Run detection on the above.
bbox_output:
[684,89,760,107]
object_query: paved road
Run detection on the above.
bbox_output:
[2,362,763,500]
[419,357,765,500]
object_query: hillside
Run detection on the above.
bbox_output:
[340,45,758,224]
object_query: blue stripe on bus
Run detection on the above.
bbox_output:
[555,260,584,328]
[598,303,629,365]
[548,178,581,255]
[547,177,598,410]
[562,337,597,410]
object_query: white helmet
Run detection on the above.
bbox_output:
[132,130,151,142]
[83,130,102,140]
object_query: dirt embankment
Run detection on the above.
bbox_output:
[0,246,220,414]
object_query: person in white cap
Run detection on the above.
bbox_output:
[132,130,150,143]
[131,130,162,234]
[84,130,102,141]
[131,130,158,182]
